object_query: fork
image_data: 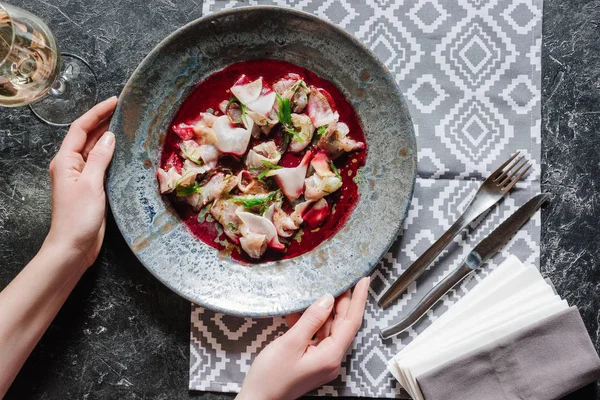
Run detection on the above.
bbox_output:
[378,153,531,309]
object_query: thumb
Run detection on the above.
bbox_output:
[83,131,116,183]
[286,294,334,345]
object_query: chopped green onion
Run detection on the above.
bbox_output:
[175,181,201,196]
[257,160,282,180]
[276,93,292,127]
[317,126,328,136]
[232,190,280,213]
[290,79,308,93]
[329,160,341,180]
[285,127,304,142]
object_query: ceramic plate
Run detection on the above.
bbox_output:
[107,6,416,317]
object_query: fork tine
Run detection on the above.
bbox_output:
[503,164,531,192]
[494,155,524,183]
[490,152,519,180]
[499,157,527,186]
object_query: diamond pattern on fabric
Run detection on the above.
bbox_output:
[192,0,543,397]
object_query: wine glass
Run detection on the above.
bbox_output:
[0,2,97,126]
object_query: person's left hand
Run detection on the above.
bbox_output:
[44,96,118,269]
[236,277,370,400]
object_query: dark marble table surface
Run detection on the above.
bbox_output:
[1,0,599,399]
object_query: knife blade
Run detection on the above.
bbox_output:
[380,193,550,339]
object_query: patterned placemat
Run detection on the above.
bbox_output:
[190,0,543,397]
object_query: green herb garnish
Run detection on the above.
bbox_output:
[227,96,238,107]
[289,79,308,93]
[329,160,341,180]
[232,190,280,213]
[317,126,328,136]
[276,93,292,126]
[180,146,203,165]
[276,93,304,142]
[226,222,238,231]
[227,96,249,128]
[257,160,282,180]
[175,181,201,196]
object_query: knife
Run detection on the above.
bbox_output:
[380,193,550,340]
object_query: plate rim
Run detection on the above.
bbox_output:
[107,5,418,317]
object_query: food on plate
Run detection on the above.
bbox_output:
[158,60,366,262]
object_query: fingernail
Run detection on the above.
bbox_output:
[101,131,115,146]
[317,294,334,309]
[106,95,118,102]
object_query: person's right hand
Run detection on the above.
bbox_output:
[236,276,370,400]
[43,96,118,270]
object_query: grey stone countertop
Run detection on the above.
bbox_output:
[0,0,599,399]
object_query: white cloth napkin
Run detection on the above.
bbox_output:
[388,256,593,400]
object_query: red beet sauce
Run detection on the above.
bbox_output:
[160,60,367,264]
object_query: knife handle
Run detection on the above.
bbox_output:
[380,263,473,339]
[378,216,469,309]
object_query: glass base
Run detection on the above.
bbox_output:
[29,53,98,126]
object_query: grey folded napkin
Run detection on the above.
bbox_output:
[416,306,600,400]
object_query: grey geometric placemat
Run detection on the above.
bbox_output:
[191,0,543,397]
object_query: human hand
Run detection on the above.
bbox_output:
[237,276,370,400]
[43,96,118,269]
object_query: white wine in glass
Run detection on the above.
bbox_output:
[0,2,97,126]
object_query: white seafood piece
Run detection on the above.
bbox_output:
[240,232,269,259]
[212,115,253,156]
[199,172,238,206]
[304,174,342,201]
[288,113,315,153]
[198,144,220,165]
[307,87,339,128]
[157,167,181,194]
[302,198,330,228]
[245,141,281,171]
[181,140,219,165]
[237,170,269,194]
[230,75,262,105]
[266,202,300,238]
[219,100,229,114]
[246,90,277,116]
[273,73,301,96]
[292,89,308,113]
[177,160,215,187]
[266,151,313,200]
[317,121,365,159]
[246,110,278,135]
[236,209,285,250]
[180,140,203,164]
[193,112,218,144]
[183,192,203,211]
[210,198,242,243]
[176,167,200,187]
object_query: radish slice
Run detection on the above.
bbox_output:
[230,75,262,105]
[212,115,253,156]
[267,151,313,200]
[247,90,276,116]
[236,209,285,250]
[310,151,335,177]
[307,87,339,127]
[303,198,330,227]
